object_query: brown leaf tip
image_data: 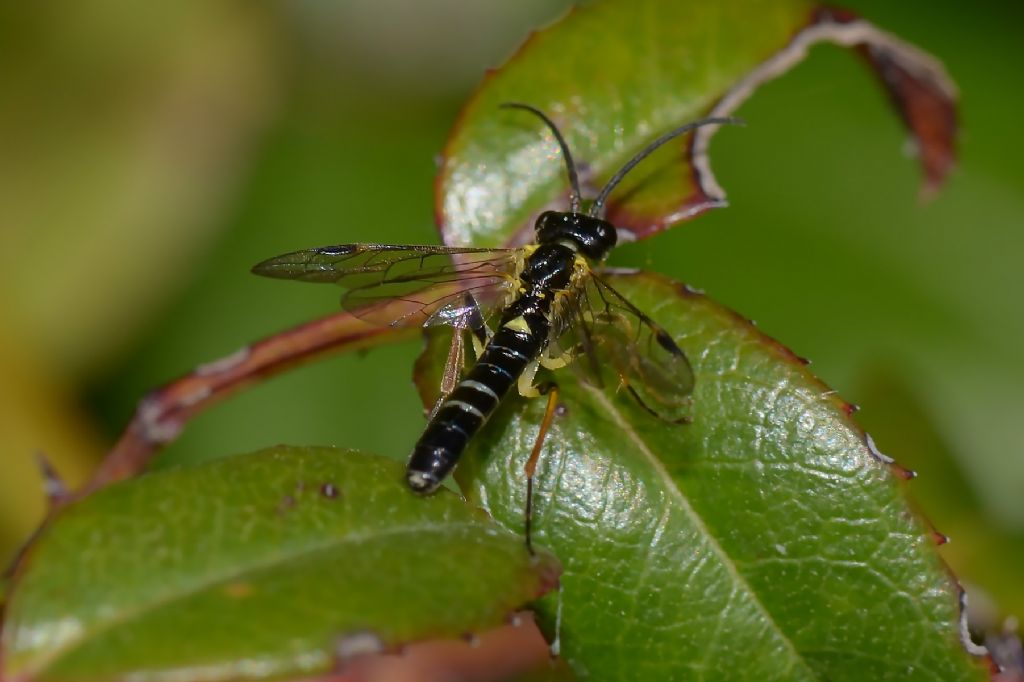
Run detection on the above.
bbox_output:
[687,3,959,232]
[811,6,959,195]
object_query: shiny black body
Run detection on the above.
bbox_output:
[252,104,731,499]
[406,211,617,492]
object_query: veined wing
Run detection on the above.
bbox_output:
[558,270,694,423]
[252,243,521,329]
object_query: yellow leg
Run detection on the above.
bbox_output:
[539,343,573,370]
[525,384,559,555]
[517,358,541,398]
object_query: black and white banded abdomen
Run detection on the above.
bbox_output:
[406,307,549,493]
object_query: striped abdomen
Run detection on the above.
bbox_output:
[406,302,551,493]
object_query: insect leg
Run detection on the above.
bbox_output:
[517,358,542,398]
[459,291,492,360]
[539,342,573,370]
[620,375,693,425]
[524,382,559,555]
[429,292,492,420]
[429,328,466,420]
[569,293,604,388]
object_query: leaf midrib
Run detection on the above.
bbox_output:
[22,520,484,675]
[580,382,818,680]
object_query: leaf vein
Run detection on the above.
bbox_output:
[31,520,484,672]
[581,382,818,678]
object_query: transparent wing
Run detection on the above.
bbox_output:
[252,243,520,329]
[559,271,695,422]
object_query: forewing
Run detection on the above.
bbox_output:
[252,244,519,329]
[573,272,695,422]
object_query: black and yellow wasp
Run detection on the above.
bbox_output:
[253,104,737,538]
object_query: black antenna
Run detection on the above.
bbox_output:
[501,102,583,213]
[590,116,744,218]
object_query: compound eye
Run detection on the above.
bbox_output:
[535,211,570,243]
[599,221,618,248]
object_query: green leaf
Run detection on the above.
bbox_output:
[1,447,559,682]
[438,0,806,246]
[437,0,955,247]
[438,272,989,681]
[853,368,1024,624]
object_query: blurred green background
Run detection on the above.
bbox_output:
[1,0,1021,628]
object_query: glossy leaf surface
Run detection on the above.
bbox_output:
[437,0,955,247]
[1,447,559,682]
[416,272,989,681]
